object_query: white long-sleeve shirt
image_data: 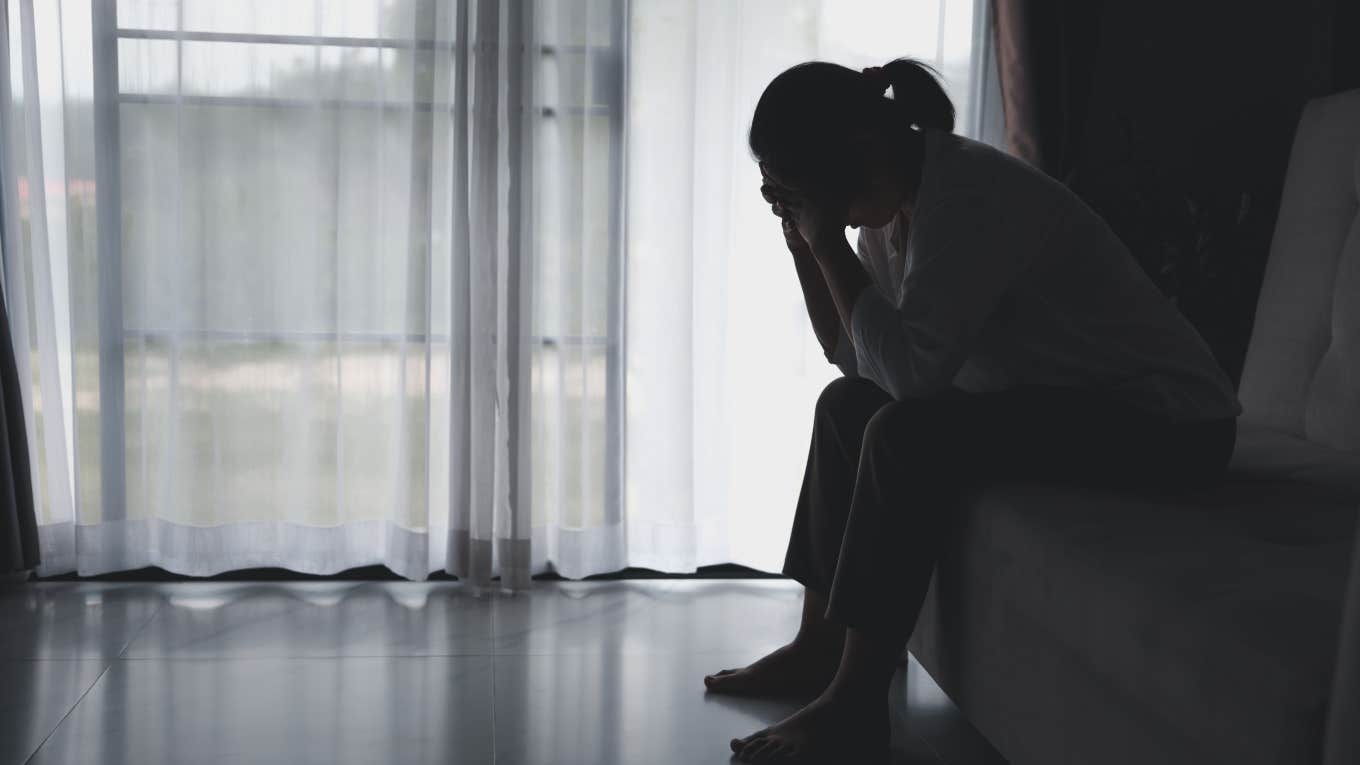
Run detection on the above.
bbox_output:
[832,129,1242,423]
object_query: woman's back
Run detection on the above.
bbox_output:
[854,130,1241,422]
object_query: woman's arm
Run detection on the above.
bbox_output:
[763,172,857,374]
[822,195,1030,400]
[769,168,1026,400]
[762,165,874,344]
[784,217,851,368]
[807,232,874,341]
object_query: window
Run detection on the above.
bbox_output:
[530,0,626,543]
[90,0,468,527]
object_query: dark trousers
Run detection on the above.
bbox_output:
[781,377,1237,638]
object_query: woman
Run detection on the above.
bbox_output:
[703,59,1241,763]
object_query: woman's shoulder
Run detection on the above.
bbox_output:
[924,131,1069,199]
[917,130,1096,243]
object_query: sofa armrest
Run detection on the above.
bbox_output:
[1325,511,1360,765]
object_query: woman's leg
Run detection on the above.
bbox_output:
[730,396,959,761]
[705,376,892,698]
[730,387,1237,762]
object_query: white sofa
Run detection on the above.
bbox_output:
[907,89,1360,765]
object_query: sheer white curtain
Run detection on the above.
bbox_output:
[525,0,629,579]
[3,0,988,582]
[3,0,545,585]
[624,0,987,573]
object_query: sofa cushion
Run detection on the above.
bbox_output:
[1238,89,1360,452]
[909,423,1360,765]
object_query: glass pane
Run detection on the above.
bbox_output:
[531,342,609,530]
[538,0,616,49]
[533,112,615,341]
[118,100,420,337]
[117,38,178,95]
[117,0,418,41]
[120,338,428,527]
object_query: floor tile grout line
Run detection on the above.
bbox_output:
[112,597,168,661]
[112,653,500,661]
[490,648,498,765]
[22,590,170,762]
[497,596,503,762]
[20,661,114,765]
[0,657,124,663]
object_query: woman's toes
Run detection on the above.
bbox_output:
[751,739,781,763]
[730,732,759,753]
[704,669,737,688]
[743,738,775,762]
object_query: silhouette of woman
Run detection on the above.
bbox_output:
[705,59,1241,763]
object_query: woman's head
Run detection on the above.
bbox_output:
[749,58,954,228]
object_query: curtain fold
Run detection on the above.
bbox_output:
[524,0,630,579]
[0,260,37,576]
[0,0,49,578]
[2,0,537,586]
[989,0,1104,180]
[0,0,36,578]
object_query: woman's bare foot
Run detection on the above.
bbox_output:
[729,688,889,763]
[703,638,842,699]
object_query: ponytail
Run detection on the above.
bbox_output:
[868,58,955,133]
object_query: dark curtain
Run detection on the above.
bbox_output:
[989,0,1360,384]
[0,0,38,579]
[990,0,1104,181]
[0,253,37,577]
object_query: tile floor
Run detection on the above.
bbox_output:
[0,579,1007,765]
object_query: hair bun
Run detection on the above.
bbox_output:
[861,66,890,94]
[879,59,955,132]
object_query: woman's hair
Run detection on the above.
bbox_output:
[748,58,954,198]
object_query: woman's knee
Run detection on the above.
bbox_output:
[861,397,958,459]
[815,377,891,424]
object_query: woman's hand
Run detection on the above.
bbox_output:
[759,163,846,250]
[779,215,810,256]
[760,173,812,259]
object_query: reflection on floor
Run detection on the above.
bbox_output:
[0,579,1007,765]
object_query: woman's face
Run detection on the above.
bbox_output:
[846,181,904,229]
[843,166,908,228]
[763,131,912,232]
[844,133,913,229]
